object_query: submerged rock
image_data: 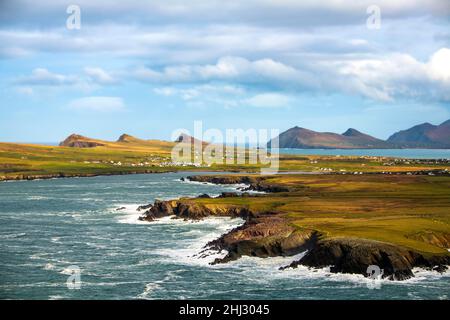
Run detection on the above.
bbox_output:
[137,203,153,211]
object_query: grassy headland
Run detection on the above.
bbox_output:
[141,173,450,279]
[187,174,450,254]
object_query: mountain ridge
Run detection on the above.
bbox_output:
[387,120,450,148]
[268,127,392,149]
[58,119,450,150]
[269,120,450,149]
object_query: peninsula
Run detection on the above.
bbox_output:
[138,173,450,280]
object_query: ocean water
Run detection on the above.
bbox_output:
[0,172,449,300]
[278,148,450,159]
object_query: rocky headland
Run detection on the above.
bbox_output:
[137,175,450,281]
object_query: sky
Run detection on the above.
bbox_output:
[0,0,450,143]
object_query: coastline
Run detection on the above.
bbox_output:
[2,167,449,281]
[2,166,449,182]
[0,170,177,182]
[136,175,450,281]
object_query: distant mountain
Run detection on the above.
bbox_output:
[59,134,105,148]
[268,126,392,149]
[174,133,205,145]
[117,133,142,143]
[387,120,450,148]
[59,133,175,149]
[59,120,450,150]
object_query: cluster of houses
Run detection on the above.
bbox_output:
[76,158,211,168]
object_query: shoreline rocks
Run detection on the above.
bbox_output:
[281,237,449,280]
[138,198,256,222]
[141,195,450,281]
[186,175,290,193]
[208,216,318,264]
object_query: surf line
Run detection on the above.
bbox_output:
[179,304,214,318]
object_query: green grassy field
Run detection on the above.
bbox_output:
[187,174,450,255]
[1,138,449,179]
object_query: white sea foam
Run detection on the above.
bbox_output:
[0,282,64,289]
[0,232,26,239]
[152,217,244,266]
[113,204,149,224]
[235,259,450,286]
[27,196,49,200]
[30,252,50,260]
[86,242,108,249]
[137,270,183,299]
[179,178,265,194]
[43,263,56,270]
[60,267,76,275]
[80,197,102,202]
[50,237,61,243]
[408,267,450,282]
[137,282,162,299]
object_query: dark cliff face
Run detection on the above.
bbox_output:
[285,238,450,280]
[208,216,318,264]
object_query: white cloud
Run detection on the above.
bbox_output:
[153,84,244,99]
[327,48,450,101]
[153,83,291,108]
[152,84,245,109]
[13,67,117,93]
[427,48,450,82]
[153,87,177,96]
[16,68,78,86]
[84,67,117,84]
[244,93,291,108]
[15,47,450,105]
[142,49,450,102]
[67,96,125,112]
[15,86,34,95]
[135,56,315,89]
